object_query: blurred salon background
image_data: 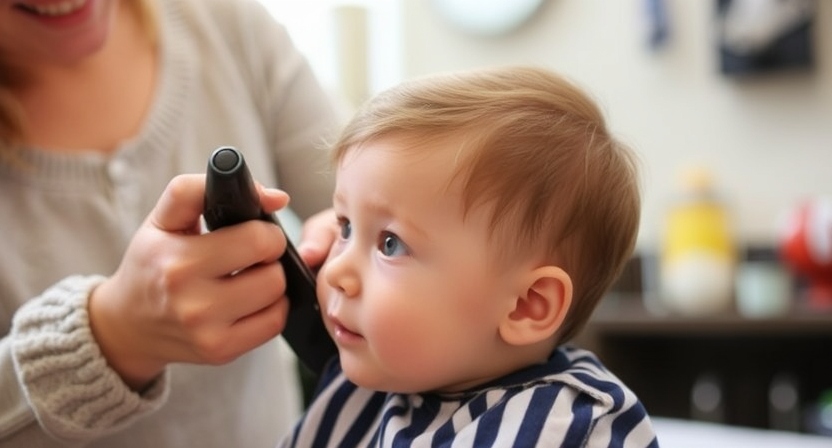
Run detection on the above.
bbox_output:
[259,0,832,440]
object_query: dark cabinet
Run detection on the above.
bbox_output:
[574,297,832,433]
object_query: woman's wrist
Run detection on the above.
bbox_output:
[88,278,165,391]
[11,275,170,438]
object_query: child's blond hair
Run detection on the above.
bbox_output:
[332,66,640,343]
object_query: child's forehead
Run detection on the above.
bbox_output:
[337,136,468,179]
[334,138,479,218]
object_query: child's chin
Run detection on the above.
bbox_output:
[341,364,414,393]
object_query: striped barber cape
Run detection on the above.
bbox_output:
[281,346,659,447]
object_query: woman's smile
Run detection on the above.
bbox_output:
[15,0,88,16]
[13,0,93,25]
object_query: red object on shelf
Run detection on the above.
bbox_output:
[779,198,832,308]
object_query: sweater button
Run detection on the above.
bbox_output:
[107,159,130,183]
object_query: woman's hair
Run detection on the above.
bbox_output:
[0,0,158,152]
[332,66,641,343]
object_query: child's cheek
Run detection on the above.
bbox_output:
[367,306,432,371]
[315,270,328,307]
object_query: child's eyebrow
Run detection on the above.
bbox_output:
[332,192,429,241]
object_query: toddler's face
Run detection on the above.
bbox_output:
[317,138,522,393]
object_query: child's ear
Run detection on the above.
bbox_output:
[498,266,573,346]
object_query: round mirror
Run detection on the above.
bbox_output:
[430,0,545,36]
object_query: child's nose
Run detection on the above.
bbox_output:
[323,247,361,298]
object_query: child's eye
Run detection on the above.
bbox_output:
[378,232,409,257]
[338,217,352,240]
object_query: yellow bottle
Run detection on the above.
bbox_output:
[660,167,735,315]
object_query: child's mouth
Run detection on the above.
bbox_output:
[329,316,363,343]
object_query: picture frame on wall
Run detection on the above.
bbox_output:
[716,0,816,75]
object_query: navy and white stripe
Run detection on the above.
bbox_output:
[281,346,659,447]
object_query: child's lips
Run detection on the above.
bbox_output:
[328,315,363,343]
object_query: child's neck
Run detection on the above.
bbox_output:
[432,339,558,394]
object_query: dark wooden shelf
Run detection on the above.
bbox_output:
[586,294,832,337]
[575,294,832,432]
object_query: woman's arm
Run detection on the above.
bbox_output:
[4,175,293,445]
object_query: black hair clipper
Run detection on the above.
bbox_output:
[203,146,337,375]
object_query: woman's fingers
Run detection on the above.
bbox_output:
[149,174,207,234]
[297,207,338,269]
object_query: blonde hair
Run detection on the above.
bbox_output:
[0,0,158,152]
[332,66,641,343]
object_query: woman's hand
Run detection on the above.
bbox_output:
[88,174,292,390]
[296,208,338,270]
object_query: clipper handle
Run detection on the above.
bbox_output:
[204,146,337,374]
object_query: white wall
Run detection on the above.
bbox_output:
[397,0,832,250]
[257,1,402,109]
